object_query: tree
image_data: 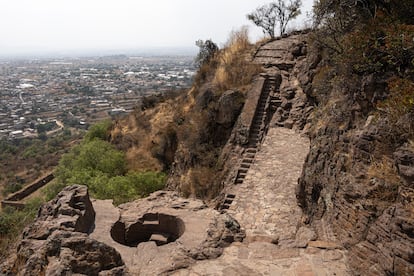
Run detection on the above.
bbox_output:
[84,119,112,141]
[247,0,302,38]
[194,39,219,68]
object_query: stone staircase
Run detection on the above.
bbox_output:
[176,34,351,275]
[219,76,279,211]
[236,76,278,184]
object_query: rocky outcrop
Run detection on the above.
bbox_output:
[102,191,245,275]
[2,185,127,276]
[166,85,246,198]
[296,43,414,274]
[254,34,315,132]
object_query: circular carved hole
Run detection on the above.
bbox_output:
[111,213,185,247]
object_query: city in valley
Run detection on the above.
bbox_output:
[0,55,195,140]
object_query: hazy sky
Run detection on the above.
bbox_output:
[0,0,313,56]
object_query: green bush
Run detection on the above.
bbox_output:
[56,139,127,181]
[84,119,112,141]
[126,171,166,198]
[2,182,23,196]
[0,197,42,259]
[48,136,166,204]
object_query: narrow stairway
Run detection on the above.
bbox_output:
[235,76,278,186]
[220,76,278,211]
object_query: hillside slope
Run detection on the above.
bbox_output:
[2,14,414,273]
[296,3,414,273]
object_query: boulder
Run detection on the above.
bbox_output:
[394,148,414,185]
[216,90,244,127]
[3,185,127,276]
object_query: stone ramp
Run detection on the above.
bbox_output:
[227,128,307,244]
[173,128,351,275]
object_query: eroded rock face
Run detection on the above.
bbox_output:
[23,184,95,240]
[2,185,127,276]
[254,34,314,132]
[296,46,414,274]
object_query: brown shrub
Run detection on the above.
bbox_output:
[367,156,402,202]
[188,166,219,199]
[340,21,414,75]
[377,78,414,138]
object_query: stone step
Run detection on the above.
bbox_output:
[225,194,236,199]
[242,157,254,163]
[220,203,231,209]
[240,163,251,170]
[224,198,233,204]
[234,178,243,184]
[238,168,248,174]
[143,220,160,225]
[242,153,256,160]
[237,172,247,178]
[246,148,257,153]
[271,100,282,106]
[244,150,255,155]
[149,233,169,246]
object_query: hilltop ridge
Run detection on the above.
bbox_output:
[2,14,414,274]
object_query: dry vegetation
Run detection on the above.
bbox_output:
[213,27,262,92]
[367,156,402,202]
[111,28,262,199]
[306,0,414,211]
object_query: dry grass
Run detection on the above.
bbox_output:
[377,78,414,139]
[367,156,402,201]
[110,100,177,172]
[212,27,262,93]
[179,166,218,199]
[409,140,414,151]
[368,156,401,184]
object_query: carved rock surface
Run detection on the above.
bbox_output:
[96,191,245,275]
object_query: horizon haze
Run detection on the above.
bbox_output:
[0,0,313,57]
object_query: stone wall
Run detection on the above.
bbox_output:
[1,173,54,209]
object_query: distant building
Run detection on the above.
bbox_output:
[9,130,23,139]
[108,108,127,116]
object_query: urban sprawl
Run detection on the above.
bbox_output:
[0,55,195,139]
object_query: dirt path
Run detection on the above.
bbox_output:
[173,127,351,275]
